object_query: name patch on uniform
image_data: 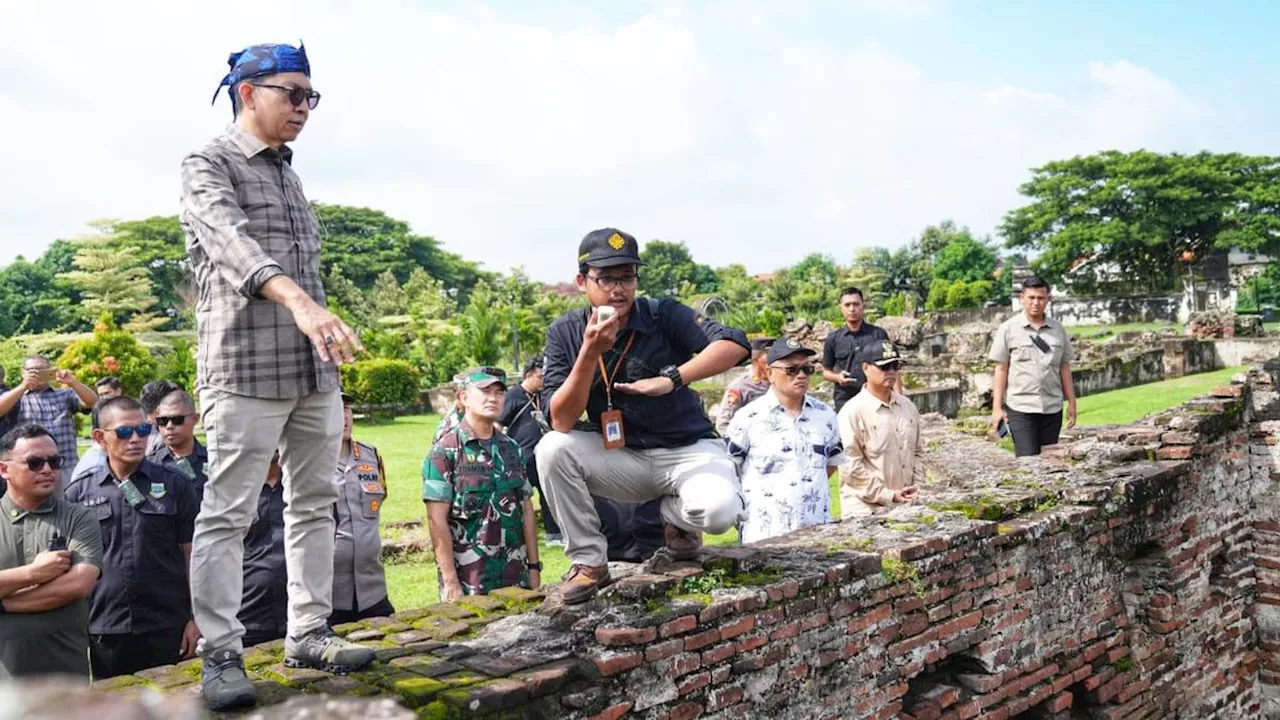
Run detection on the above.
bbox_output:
[360,481,384,494]
[149,482,167,499]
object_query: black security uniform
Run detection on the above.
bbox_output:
[64,460,200,678]
[822,322,891,412]
[147,440,209,501]
[499,382,560,537]
[239,479,287,647]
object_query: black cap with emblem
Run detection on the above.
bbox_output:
[577,228,645,269]
[766,338,817,365]
[861,340,903,367]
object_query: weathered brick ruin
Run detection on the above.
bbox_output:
[75,360,1280,719]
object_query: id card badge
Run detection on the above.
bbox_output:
[601,409,626,450]
[117,479,147,509]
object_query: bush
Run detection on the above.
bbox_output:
[341,359,421,407]
[56,316,159,397]
[155,337,198,393]
[882,292,908,317]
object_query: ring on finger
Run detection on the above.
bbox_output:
[325,335,337,344]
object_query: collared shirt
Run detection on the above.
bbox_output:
[64,460,199,634]
[147,441,209,503]
[726,390,846,544]
[433,408,464,445]
[333,441,389,612]
[542,298,750,449]
[837,388,925,517]
[18,388,83,466]
[422,420,532,595]
[0,495,102,678]
[989,314,1075,414]
[715,372,771,436]
[240,481,286,635]
[179,123,338,399]
[70,445,107,484]
[822,323,891,410]
[498,384,546,455]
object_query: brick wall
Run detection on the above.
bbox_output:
[94,365,1280,719]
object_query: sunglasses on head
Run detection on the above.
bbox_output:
[772,363,817,377]
[20,455,62,472]
[251,83,322,110]
[106,423,153,440]
[154,415,190,428]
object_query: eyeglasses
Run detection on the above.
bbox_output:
[155,415,190,428]
[586,274,639,290]
[251,83,322,110]
[771,363,817,377]
[106,423,153,440]
[19,455,62,472]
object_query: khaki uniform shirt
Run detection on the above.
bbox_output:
[0,495,103,678]
[837,388,925,518]
[333,441,389,612]
[989,314,1075,414]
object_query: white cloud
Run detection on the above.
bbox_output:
[0,1,1230,283]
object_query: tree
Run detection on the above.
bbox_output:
[0,258,75,335]
[370,270,409,318]
[313,204,486,293]
[107,217,191,326]
[932,233,998,284]
[919,220,967,258]
[457,281,503,366]
[1001,151,1280,294]
[57,224,166,331]
[638,240,717,298]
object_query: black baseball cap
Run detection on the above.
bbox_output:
[861,340,903,367]
[766,338,816,365]
[577,228,644,269]
[749,337,776,354]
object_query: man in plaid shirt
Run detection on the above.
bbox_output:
[180,41,372,710]
[0,355,98,492]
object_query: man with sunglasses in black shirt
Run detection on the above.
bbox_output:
[65,397,201,678]
[148,390,209,499]
[989,276,1077,456]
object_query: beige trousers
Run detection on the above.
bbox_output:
[190,388,342,656]
[536,431,744,567]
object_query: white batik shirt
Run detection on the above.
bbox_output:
[726,390,847,544]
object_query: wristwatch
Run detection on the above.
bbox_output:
[659,365,684,389]
[528,561,543,571]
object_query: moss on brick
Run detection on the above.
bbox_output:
[391,675,449,708]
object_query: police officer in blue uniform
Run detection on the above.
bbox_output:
[64,396,201,678]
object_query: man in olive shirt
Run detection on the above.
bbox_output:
[838,343,924,517]
[0,424,103,678]
[989,276,1077,457]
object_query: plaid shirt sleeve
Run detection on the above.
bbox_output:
[180,152,285,298]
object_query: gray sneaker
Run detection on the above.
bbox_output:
[201,648,256,711]
[284,627,376,674]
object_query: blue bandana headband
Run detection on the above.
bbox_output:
[211,41,311,111]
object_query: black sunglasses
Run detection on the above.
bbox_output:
[106,423,153,440]
[873,361,903,372]
[20,455,62,472]
[155,415,190,428]
[772,363,817,377]
[251,83,321,110]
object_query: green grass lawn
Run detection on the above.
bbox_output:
[360,413,843,608]
[1065,322,1181,339]
[1074,366,1244,427]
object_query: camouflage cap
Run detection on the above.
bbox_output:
[458,367,507,390]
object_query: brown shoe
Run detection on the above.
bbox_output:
[664,523,703,561]
[561,564,611,605]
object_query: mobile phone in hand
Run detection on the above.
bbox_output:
[998,420,1010,438]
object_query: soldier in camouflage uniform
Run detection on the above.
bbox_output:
[714,337,775,435]
[422,368,541,600]
[432,366,508,443]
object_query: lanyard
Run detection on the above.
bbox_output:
[596,333,637,411]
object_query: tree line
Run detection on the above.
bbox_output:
[1,149,1276,388]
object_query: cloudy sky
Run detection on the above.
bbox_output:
[2,0,1277,282]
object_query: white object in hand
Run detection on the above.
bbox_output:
[596,305,616,322]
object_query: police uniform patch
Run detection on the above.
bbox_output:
[369,498,381,513]
[725,389,741,407]
[360,481,384,494]
[357,464,375,472]
[607,232,626,250]
[149,482,166,499]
